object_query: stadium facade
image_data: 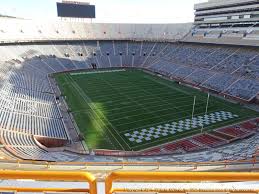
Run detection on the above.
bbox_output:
[194,0,259,24]
[185,0,259,45]
[0,18,192,42]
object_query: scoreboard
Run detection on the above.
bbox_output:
[57,2,95,18]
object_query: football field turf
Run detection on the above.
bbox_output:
[54,69,258,151]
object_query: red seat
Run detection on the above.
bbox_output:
[192,134,224,147]
[240,121,257,130]
[218,127,247,138]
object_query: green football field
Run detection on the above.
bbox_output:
[54,69,258,151]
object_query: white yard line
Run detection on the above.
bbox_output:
[109,102,208,123]
[92,90,185,101]
[117,96,204,114]
[139,87,193,113]
[100,78,161,122]
[93,93,190,106]
[67,75,131,150]
[117,105,220,133]
[73,100,210,126]
[67,76,117,144]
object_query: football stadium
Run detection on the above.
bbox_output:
[0,0,258,193]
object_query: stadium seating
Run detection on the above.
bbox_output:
[141,119,258,158]
[224,78,259,101]
[240,121,257,131]
[0,38,258,161]
[14,41,259,100]
[217,127,252,139]
[201,73,237,92]
[192,134,226,147]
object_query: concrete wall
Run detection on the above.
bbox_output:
[0,18,192,43]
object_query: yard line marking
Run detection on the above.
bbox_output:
[89,90,186,102]
[72,100,208,119]
[91,92,189,105]
[130,77,192,116]
[78,84,186,99]
[67,75,132,150]
[58,70,255,152]
[66,75,126,150]
[117,105,220,133]
[73,101,217,130]
[109,102,208,122]
[92,95,197,113]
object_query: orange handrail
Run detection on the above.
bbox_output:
[0,170,97,194]
[1,171,259,194]
[105,171,259,194]
[0,187,88,193]
[112,188,259,193]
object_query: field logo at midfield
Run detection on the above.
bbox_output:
[70,69,126,76]
[124,111,239,143]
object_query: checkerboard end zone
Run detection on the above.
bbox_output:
[125,111,239,144]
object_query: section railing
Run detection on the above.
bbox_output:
[0,170,97,194]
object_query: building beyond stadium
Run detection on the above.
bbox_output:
[194,0,259,24]
[186,0,259,46]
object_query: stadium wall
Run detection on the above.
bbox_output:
[0,18,192,43]
[4,18,259,47]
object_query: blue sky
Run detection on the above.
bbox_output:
[0,0,207,23]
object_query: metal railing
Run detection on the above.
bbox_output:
[0,187,88,193]
[0,170,97,194]
[1,170,259,194]
[105,171,259,194]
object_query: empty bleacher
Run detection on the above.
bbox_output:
[0,39,258,161]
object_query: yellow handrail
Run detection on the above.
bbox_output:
[0,187,88,193]
[1,171,259,194]
[105,171,259,194]
[0,170,97,194]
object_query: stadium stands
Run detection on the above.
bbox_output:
[0,18,192,43]
[0,16,256,162]
[142,118,257,157]
[0,40,258,161]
